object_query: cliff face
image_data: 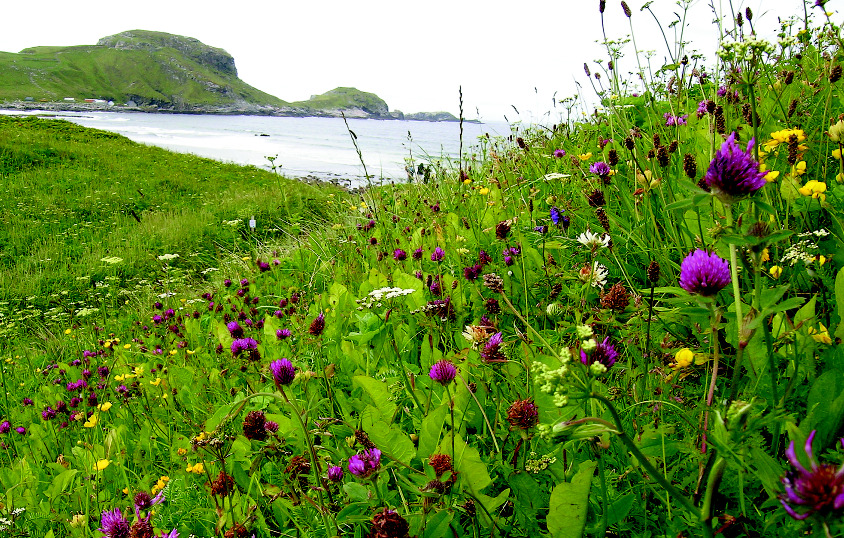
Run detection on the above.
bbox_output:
[97,30,238,77]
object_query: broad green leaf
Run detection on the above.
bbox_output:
[605,493,635,526]
[475,488,510,529]
[748,446,785,498]
[441,433,491,492]
[352,376,396,422]
[423,510,453,538]
[806,371,844,449]
[46,469,78,501]
[418,404,447,460]
[794,295,817,325]
[548,460,597,538]
[343,482,371,502]
[362,407,416,464]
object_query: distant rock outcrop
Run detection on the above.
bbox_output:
[405,111,460,122]
[97,30,238,77]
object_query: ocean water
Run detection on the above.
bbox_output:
[1,109,509,186]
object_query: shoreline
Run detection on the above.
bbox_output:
[0,101,481,123]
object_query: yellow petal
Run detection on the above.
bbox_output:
[95,459,110,471]
[98,402,112,412]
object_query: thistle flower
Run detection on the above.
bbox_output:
[580,337,619,370]
[98,508,130,538]
[348,448,382,478]
[678,250,731,297]
[704,133,767,203]
[269,358,296,388]
[780,430,844,520]
[429,360,457,385]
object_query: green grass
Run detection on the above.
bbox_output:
[0,116,333,336]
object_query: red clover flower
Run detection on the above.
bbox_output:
[348,447,381,478]
[429,359,457,385]
[678,250,731,297]
[704,132,767,203]
[270,358,296,387]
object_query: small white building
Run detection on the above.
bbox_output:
[63,97,75,102]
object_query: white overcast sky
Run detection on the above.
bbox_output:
[0,0,823,122]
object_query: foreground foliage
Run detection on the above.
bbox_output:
[2,2,844,538]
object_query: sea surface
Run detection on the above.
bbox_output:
[1,109,509,187]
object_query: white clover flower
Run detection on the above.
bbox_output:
[575,325,594,339]
[577,229,610,249]
[578,262,609,288]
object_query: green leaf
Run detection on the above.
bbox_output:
[836,267,844,340]
[352,376,396,422]
[475,488,510,528]
[418,404,447,460]
[422,510,454,538]
[46,469,78,501]
[548,460,597,538]
[748,446,785,498]
[806,371,844,449]
[441,433,491,492]
[794,295,817,325]
[343,482,371,502]
[362,407,416,464]
[605,493,635,526]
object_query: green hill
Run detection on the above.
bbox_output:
[0,30,287,112]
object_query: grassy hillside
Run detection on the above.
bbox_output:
[0,31,287,109]
[0,116,332,337]
[292,86,391,116]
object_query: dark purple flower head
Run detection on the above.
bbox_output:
[678,250,731,297]
[227,321,244,338]
[0,421,10,433]
[550,206,563,226]
[265,420,279,433]
[553,149,566,158]
[231,337,258,356]
[276,328,291,340]
[431,247,444,262]
[589,161,611,177]
[480,332,506,363]
[309,312,325,336]
[463,264,483,281]
[412,247,423,260]
[704,133,767,203]
[224,279,232,287]
[270,358,296,387]
[15,426,26,435]
[696,100,708,118]
[42,407,57,421]
[22,397,34,406]
[478,250,493,267]
[780,430,844,520]
[580,337,619,370]
[534,225,548,234]
[393,249,407,261]
[327,465,344,482]
[429,360,457,385]
[98,507,130,538]
[348,448,381,478]
[240,278,249,287]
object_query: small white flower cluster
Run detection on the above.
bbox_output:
[357,287,416,310]
[157,253,180,261]
[798,228,829,238]
[534,348,572,407]
[782,239,819,266]
[717,38,775,61]
[222,219,242,227]
[525,451,558,473]
[778,36,798,48]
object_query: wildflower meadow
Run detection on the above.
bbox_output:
[1,2,844,538]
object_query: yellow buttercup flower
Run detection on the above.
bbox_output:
[186,462,205,474]
[798,180,827,201]
[479,187,490,195]
[84,414,98,428]
[169,350,178,356]
[95,459,110,471]
[674,348,695,369]
[463,178,472,185]
[770,266,783,279]
[150,378,162,386]
[578,152,593,161]
[64,328,72,335]
[98,402,112,412]
[133,366,145,376]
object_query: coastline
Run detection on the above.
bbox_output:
[0,100,481,123]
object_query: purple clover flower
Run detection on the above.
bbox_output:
[0,421,9,433]
[580,337,619,369]
[553,149,566,158]
[678,250,731,297]
[664,113,689,126]
[480,332,505,363]
[393,249,407,261]
[780,430,844,520]
[348,448,381,478]
[276,328,291,340]
[696,100,708,118]
[327,465,344,482]
[431,247,444,262]
[589,161,611,177]
[227,321,244,338]
[309,312,325,336]
[15,427,26,435]
[412,247,423,260]
[429,360,457,385]
[231,337,258,357]
[270,358,296,387]
[704,133,767,203]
